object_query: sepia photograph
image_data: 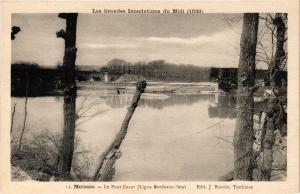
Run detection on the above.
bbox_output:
[10,12,288,182]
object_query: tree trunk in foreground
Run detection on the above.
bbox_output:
[233,13,259,180]
[93,80,147,181]
[270,14,286,87]
[56,13,78,179]
[259,89,286,180]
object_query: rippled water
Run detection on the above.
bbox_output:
[11,89,236,181]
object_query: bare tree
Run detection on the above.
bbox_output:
[270,13,287,86]
[256,13,288,86]
[75,97,107,129]
[233,13,259,180]
[56,13,78,179]
[11,26,20,143]
[18,73,28,150]
[11,103,17,136]
[222,13,288,81]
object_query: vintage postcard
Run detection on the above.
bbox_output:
[0,0,299,194]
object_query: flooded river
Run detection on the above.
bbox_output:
[11,86,236,181]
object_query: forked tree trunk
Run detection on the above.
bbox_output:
[56,13,78,179]
[233,13,259,180]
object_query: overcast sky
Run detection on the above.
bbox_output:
[12,13,244,68]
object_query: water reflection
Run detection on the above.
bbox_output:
[104,92,238,119]
[207,93,268,119]
[105,93,215,109]
[208,94,237,118]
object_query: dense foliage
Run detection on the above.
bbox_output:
[11,62,62,96]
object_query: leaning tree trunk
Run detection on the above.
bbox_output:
[270,14,286,87]
[233,13,259,180]
[56,13,78,179]
[93,81,147,181]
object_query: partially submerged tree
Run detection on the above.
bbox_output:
[93,80,147,181]
[233,13,259,180]
[56,13,78,179]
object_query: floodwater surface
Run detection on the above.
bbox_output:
[11,87,236,181]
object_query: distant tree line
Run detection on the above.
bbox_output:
[11,62,99,96]
[100,59,212,82]
[101,58,286,85]
[11,60,286,96]
[11,62,62,97]
[11,62,105,97]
